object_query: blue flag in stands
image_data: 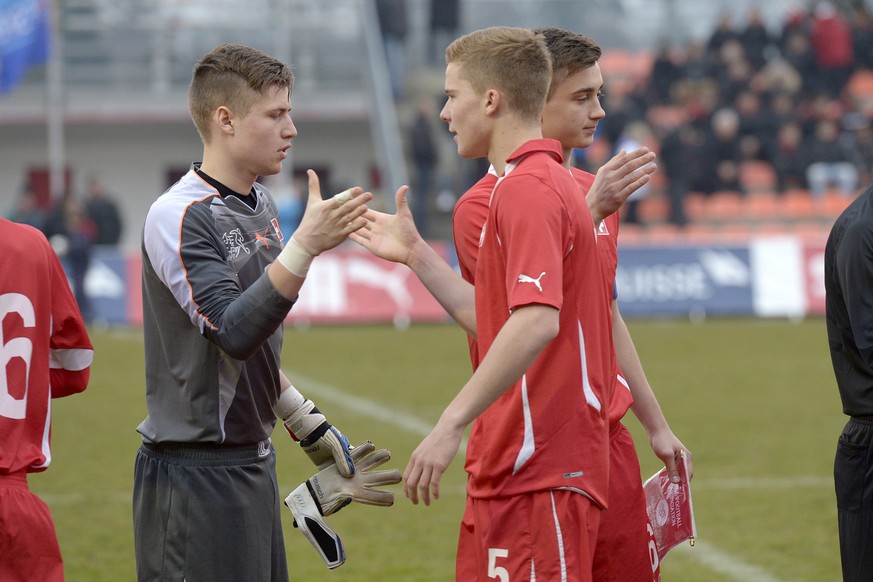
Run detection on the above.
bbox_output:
[0,0,51,94]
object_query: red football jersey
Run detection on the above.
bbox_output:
[452,171,497,370]
[570,167,635,424]
[0,219,92,475]
[467,140,613,506]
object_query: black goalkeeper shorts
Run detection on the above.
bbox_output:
[133,440,288,582]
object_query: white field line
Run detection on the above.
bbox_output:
[673,541,784,582]
[290,370,793,582]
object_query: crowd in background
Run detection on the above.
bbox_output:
[577,1,873,227]
[5,173,123,323]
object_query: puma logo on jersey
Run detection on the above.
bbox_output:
[254,228,271,250]
[518,272,546,292]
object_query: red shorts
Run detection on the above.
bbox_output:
[0,472,64,582]
[456,489,601,581]
[592,422,661,582]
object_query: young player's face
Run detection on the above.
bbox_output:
[541,63,605,151]
[440,62,489,159]
[230,84,297,179]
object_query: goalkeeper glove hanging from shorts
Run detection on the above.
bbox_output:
[273,391,355,477]
[285,441,402,569]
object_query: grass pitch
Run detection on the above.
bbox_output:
[32,318,843,581]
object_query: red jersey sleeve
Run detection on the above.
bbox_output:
[491,175,568,312]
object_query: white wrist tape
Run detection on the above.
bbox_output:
[281,399,325,443]
[273,386,306,420]
[277,236,314,277]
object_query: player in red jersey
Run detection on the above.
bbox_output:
[536,27,692,581]
[0,218,94,581]
[359,27,614,580]
[354,26,690,582]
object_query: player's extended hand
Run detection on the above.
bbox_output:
[587,147,657,223]
[349,185,426,266]
[291,441,402,517]
[292,169,373,255]
[649,428,692,484]
[403,421,463,506]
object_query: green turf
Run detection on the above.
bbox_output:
[30,318,844,581]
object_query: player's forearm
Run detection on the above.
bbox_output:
[439,305,558,431]
[407,239,477,336]
[613,305,672,435]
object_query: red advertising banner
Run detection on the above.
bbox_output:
[124,243,451,326]
[285,243,450,325]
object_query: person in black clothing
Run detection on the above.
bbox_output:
[825,180,873,582]
[737,6,772,72]
[428,0,459,65]
[407,97,439,237]
[659,124,708,226]
[375,0,408,100]
[84,173,123,246]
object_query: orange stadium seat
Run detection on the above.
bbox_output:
[820,190,854,219]
[739,160,778,194]
[743,191,779,221]
[783,189,816,220]
[847,70,873,104]
[705,190,745,222]
[683,192,707,222]
[636,195,669,223]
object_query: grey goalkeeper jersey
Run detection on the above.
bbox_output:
[138,166,295,445]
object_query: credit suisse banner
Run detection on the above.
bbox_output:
[615,236,827,318]
[67,236,828,326]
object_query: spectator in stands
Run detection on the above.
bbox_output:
[734,88,775,162]
[781,28,818,94]
[714,40,755,106]
[706,9,740,61]
[771,120,808,193]
[407,96,440,238]
[42,195,95,324]
[659,124,707,227]
[375,0,408,100]
[6,183,43,228]
[738,6,773,72]
[850,6,873,71]
[84,173,123,246]
[802,117,861,198]
[615,121,655,225]
[704,107,745,195]
[598,90,645,151]
[680,39,716,82]
[647,40,682,105]
[846,114,873,188]
[809,0,854,98]
[428,0,459,66]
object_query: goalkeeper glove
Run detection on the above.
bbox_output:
[285,441,401,569]
[285,484,347,570]
[288,440,402,518]
[274,394,355,478]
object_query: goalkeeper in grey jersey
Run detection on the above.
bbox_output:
[133,43,397,581]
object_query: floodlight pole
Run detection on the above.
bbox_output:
[47,0,65,200]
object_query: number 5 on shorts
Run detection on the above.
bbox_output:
[488,548,509,581]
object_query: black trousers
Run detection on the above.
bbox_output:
[835,417,873,582]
